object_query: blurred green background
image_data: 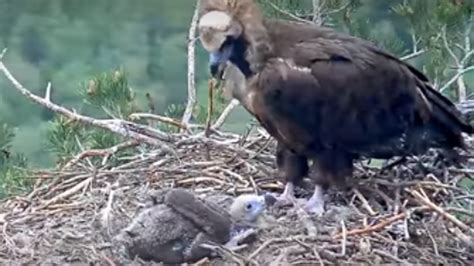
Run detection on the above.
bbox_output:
[0,0,255,167]
[0,0,473,168]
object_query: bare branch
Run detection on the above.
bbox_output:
[442,25,460,66]
[411,31,418,52]
[129,113,188,130]
[62,140,139,170]
[457,76,467,102]
[182,0,200,126]
[464,14,473,52]
[439,65,474,93]
[205,79,215,137]
[212,99,240,130]
[0,48,7,60]
[327,1,352,15]
[266,1,314,25]
[45,82,52,102]
[312,0,323,26]
[408,189,472,233]
[401,50,425,61]
[0,58,177,153]
[461,49,474,66]
[439,21,474,102]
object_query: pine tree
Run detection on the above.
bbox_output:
[259,0,474,102]
[46,69,137,166]
[45,68,227,166]
[0,123,29,198]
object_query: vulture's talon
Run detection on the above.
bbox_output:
[302,199,325,215]
[273,182,297,208]
[302,185,325,215]
[273,193,297,208]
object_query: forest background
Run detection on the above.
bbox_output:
[0,0,473,196]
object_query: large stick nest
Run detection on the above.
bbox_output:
[0,128,473,265]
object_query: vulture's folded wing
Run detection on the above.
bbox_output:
[252,37,469,157]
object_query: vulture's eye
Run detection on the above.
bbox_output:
[220,36,235,51]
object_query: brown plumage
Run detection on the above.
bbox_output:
[197,0,473,214]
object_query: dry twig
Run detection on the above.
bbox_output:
[407,189,472,232]
[205,79,216,137]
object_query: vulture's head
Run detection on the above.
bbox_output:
[198,0,270,79]
[198,10,245,79]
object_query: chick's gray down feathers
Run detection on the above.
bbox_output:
[113,189,269,264]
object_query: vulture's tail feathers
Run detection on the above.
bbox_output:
[419,81,473,150]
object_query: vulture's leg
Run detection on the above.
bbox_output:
[274,142,308,206]
[303,153,353,214]
[277,182,296,206]
[303,184,326,215]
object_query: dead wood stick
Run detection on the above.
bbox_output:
[38,177,93,210]
[407,189,472,232]
[212,99,240,130]
[249,235,335,261]
[353,188,377,216]
[199,243,249,266]
[333,212,407,239]
[0,54,176,154]
[205,79,215,137]
[62,140,139,169]
[129,113,188,130]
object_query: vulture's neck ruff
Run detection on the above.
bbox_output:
[228,36,253,78]
[212,36,254,79]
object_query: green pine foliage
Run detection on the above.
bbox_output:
[46,115,85,162]
[260,0,474,101]
[47,69,137,166]
[392,0,473,89]
[0,1,473,194]
[81,69,136,119]
[46,69,227,165]
[0,123,30,198]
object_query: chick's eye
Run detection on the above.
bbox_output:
[245,203,253,210]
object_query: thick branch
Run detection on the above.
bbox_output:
[182,0,200,126]
[312,0,323,26]
[401,50,425,61]
[439,22,474,102]
[442,26,460,66]
[212,99,240,130]
[130,113,188,130]
[439,63,474,93]
[408,189,472,233]
[0,57,176,154]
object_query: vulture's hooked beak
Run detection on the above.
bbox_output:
[209,44,233,80]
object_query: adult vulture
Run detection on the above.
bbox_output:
[197,0,473,214]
